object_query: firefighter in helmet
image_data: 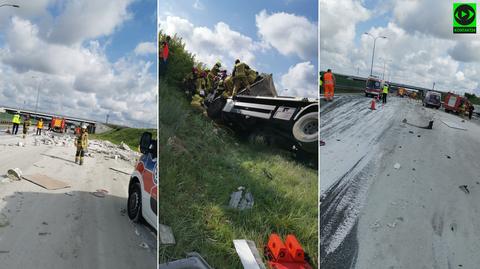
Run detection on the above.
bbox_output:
[232,59,250,96]
[75,124,89,165]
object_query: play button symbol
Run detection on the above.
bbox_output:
[455,4,475,25]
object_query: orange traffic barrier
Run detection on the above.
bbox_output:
[370,99,376,110]
[267,233,288,261]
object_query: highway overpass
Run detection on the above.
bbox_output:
[0,106,97,133]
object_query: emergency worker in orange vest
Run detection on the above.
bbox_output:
[323,69,336,101]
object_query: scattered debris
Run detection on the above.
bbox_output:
[91,191,106,198]
[409,131,414,134]
[139,242,149,249]
[120,208,126,216]
[23,174,70,190]
[417,135,421,137]
[159,224,176,245]
[387,222,397,228]
[7,168,22,181]
[0,251,10,254]
[446,155,451,159]
[134,229,140,236]
[403,119,434,129]
[320,140,326,146]
[229,187,254,210]
[64,192,74,196]
[1,177,11,184]
[441,120,467,130]
[38,232,51,236]
[394,163,401,169]
[96,189,109,194]
[119,142,131,151]
[159,252,213,269]
[109,167,132,175]
[396,217,404,222]
[42,222,48,225]
[459,185,470,194]
[233,239,266,269]
[412,168,416,171]
[17,142,24,147]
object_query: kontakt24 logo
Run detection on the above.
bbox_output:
[453,2,476,33]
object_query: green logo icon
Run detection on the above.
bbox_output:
[453,3,476,34]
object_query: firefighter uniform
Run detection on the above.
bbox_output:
[247,68,257,84]
[232,60,250,96]
[22,117,31,138]
[11,113,20,135]
[36,119,43,135]
[75,127,89,165]
[223,75,234,97]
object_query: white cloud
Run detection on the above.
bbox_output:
[47,0,133,45]
[134,42,157,55]
[256,10,317,60]
[320,0,370,55]
[160,16,258,69]
[0,16,156,127]
[280,61,317,98]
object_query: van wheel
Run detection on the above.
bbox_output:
[128,182,142,222]
[292,112,318,153]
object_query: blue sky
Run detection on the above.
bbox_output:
[0,0,157,127]
[103,0,157,65]
[159,0,318,97]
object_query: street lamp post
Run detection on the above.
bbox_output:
[364,32,387,77]
[32,76,49,113]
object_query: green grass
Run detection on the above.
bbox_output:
[159,79,318,268]
[90,127,157,151]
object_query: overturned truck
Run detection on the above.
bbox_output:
[204,74,318,155]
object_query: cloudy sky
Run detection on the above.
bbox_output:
[159,0,318,98]
[320,0,480,95]
[0,0,157,127]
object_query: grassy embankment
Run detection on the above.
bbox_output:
[90,127,156,151]
[159,33,317,268]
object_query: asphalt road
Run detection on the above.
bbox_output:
[0,131,156,269]
[321,95,480,268]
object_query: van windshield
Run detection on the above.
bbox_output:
[367,80,381,89]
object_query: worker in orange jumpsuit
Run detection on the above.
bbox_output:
[323,69,336,101]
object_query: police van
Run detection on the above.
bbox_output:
[127,132,157,230]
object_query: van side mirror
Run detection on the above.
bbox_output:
[139,132,152,154]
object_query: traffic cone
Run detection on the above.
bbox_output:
[370,99,376,110]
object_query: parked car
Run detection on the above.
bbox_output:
[127,132,157,230]
[423,91,441,109]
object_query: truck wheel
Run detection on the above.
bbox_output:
[292,112,318,153]
[127,182,142,222]
[207,96,226,119]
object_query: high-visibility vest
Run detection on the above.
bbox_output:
[12,114,20,124]
[37,121,43,128]
[234,63,247,77]
[383,85,389,93]
[324,72,334,85]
